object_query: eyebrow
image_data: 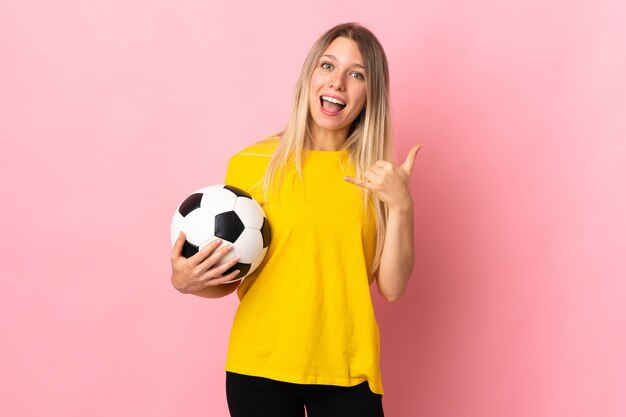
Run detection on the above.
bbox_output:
[321,54,365,69]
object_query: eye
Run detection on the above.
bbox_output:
[321,62,333,70]
[350,72,365,80]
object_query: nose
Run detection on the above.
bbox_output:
[328,72,346,91]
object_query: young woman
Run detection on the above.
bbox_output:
[170,22,421,417]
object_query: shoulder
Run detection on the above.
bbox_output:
[225,135,279,195]
[229,135,279,160]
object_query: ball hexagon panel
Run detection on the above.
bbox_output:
[182,208,215,246]
[199,186,238,214]
[233,229,264,263]
[234,197,264,229]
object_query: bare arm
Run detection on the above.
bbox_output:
[374,204,415,301]
[185,280,241,298]
[345,144,421,302]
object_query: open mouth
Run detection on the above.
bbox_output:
[320,95,347,113]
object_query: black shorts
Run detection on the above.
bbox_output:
[226,371,385,417]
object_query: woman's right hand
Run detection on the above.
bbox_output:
[170,232,241,294]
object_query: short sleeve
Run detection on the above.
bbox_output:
[223,139,277,203]
[224,154,247,192]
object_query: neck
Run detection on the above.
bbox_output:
[310,126,349,151]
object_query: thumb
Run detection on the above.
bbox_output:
[171,231,186,257]
[401,144,422,175]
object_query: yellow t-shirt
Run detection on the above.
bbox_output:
[224,137,383,395]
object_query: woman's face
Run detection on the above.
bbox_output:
[308,37,367,139]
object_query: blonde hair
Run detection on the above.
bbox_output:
[263,23,392,275]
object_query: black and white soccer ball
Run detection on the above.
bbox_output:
[170,184,271,282]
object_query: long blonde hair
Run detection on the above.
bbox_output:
[263,23,392,275]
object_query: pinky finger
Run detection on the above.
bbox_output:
[204,270,241,286]
[223,269,242,284]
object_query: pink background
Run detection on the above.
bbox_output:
[1,1,625,416]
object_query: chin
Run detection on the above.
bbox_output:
[311,112,355,133]
[313,120,350,134]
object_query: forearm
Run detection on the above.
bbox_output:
[175,278,241,298]
[376,204,415,301]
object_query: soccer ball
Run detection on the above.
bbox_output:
[170,184,271,282]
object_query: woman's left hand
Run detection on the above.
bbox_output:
[344,144,422,211]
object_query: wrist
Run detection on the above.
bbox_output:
[388,198,413,215]
[171,273,189,294]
